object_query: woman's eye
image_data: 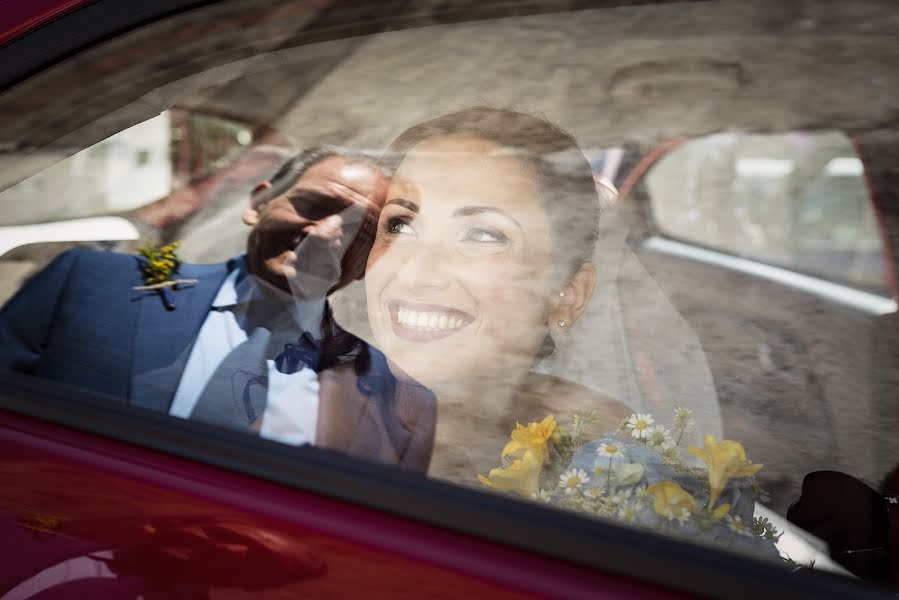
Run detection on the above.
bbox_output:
[385,216,414,235]
[464,227,508,244]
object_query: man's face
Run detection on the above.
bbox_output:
[244,156,387,293]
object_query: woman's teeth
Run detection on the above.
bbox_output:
[396,307,469,331]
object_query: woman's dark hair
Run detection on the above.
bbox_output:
[321,107,602,363]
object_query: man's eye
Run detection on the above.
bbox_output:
[287,191,350,221]
[386,217,414,235]
[464,227,507,244]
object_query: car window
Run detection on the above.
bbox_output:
[645,131,887,291]
[0,110,255,224]
[1,0,897,596]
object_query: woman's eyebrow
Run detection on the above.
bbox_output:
[385,198,419,213]
[454,206,522,230]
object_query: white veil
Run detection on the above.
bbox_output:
[534,187,722,446]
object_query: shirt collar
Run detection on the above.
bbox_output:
[212,256,294,309]
[212,256,326,336]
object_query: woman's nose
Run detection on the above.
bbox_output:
[394,241,453,291]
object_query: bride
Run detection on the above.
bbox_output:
[323,107,632,483]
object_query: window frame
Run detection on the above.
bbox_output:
[0,2,895,598]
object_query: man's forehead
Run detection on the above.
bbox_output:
[294,156,384,192]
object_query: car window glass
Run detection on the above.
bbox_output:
[0,111,254,226]
[0,0,896,593]
[646,131,887,291]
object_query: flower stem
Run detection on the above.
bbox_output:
[606,457,612,495]
[132,278,198,291]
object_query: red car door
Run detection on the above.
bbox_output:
[0,1,894,598]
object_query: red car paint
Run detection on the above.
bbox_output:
[0,0,94,47]
[0,411,685,599]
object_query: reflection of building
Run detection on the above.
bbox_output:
[0,113,172,225]
[0,107,266,306]
[0,108,264,231]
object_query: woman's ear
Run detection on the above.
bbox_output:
[243,181,272,226]
[549,262,596,333]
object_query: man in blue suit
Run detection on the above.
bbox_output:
[0,147,436,471]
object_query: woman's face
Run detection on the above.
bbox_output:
[365,135,557,390]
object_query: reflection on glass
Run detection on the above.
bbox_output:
[647,131,885,290]
[0,2,896,590]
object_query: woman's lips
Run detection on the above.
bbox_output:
[388,300,474,342]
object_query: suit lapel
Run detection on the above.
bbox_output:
[316,347,427,462]
[315,363,370,452]
[129,261,230,413]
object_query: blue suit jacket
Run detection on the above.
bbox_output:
[0,249,436,470]
[0,249,230,413]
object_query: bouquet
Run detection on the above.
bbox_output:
[478,409,782,558]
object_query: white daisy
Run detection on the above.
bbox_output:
[585,487,605,499]
[673,407,693,431]
[626,413,655,439]
[663,506,692,526]
[646,425,675,451]
[530,489,552,503]
[609,488,633,507]
[558,469,590,495]
[596,442,624,459]
[725,514,754,537]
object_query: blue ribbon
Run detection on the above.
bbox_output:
[274,332,322,374]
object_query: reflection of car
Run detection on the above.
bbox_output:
[616,133,898,515]
[0,1,895,598]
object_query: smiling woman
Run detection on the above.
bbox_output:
[333,108,633,481]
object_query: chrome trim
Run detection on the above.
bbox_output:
[642,236,898,316]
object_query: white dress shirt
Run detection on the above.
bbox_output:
[168,259,324,445]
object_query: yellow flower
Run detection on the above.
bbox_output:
[711,502,731,522]
[501,415,558,465]
[478,416,561,497]
[647,481,698,521]
[688,435,763,511]
[478,451,543,497]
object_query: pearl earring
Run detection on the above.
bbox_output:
[558,319,566,327]
[559,292,565,297]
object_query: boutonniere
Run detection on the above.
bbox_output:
[132,240,197,311]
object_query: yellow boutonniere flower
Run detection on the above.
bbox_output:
[688,435,763,511]
[134,240,196,311]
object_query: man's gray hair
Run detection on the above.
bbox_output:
[254,146,379,206]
